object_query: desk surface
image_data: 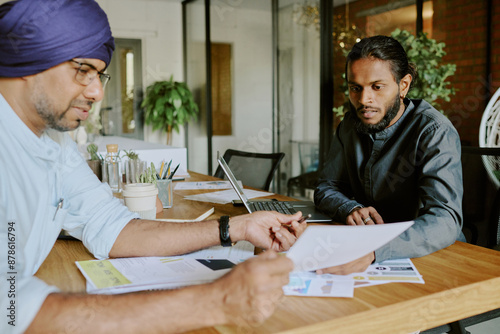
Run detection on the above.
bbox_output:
[35,172,500,334]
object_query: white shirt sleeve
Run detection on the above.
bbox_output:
[54,133,139,259]
[0,274,59,334]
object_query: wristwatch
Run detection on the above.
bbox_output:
[218,215,232,247]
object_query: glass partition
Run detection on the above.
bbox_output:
[184,0,209,174]
[209,0,274,177]
[278,0,321,196]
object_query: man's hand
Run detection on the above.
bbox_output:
[214,250,293,327]
[346,206,384,225]
[231,211,307,252]
[316,252,375,275]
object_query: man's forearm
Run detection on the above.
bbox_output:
[314,181,361,222]
[109,216,247,258]
[26,284,224,334]
[374,215,460,262]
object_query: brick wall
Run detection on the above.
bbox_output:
[433,0,489,146]
[332,0,499,146]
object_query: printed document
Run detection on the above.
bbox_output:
[174,181,239,190]
[77,257,235,294]
[286,221,414,272]
[184,189,272,204]
[76,241,255,294]
[283,258,423,297]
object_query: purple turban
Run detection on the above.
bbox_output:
[0,0,115,77]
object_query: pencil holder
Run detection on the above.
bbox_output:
[157,179,173,208]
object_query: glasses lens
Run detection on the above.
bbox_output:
[75,64,95,85]
[99,74,110,88]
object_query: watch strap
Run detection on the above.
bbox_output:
[218,215,232,247]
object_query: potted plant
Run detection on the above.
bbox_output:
[86,143,103,180]
[136,163,163,213]
[122,149,146,184]
[141,75,199,145]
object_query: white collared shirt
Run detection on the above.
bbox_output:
[0,93,138,333]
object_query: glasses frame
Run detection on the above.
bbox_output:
[69,59,111,87]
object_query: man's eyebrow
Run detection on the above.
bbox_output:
[347,79,386,85]
[75,59,106,73]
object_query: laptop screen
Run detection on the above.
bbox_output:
[217,154,253,211]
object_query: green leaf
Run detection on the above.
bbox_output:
[141,77,199,134]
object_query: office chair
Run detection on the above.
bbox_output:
[287,171,319,199]
[214,149,285,191]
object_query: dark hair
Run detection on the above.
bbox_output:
[345,35,417,89]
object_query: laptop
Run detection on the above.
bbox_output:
[217,154,332,222]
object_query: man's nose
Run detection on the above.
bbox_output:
[359,89,374,106]
[82,78,105,102]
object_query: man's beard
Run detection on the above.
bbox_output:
[35,99,77,132]
[353,92,401,135]
[31,80,83,132]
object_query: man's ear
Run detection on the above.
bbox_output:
[399,73,412,98]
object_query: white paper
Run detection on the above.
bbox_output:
[349,258,424,285]
[184,189,272,204]
[76,241,256,295]
[77,256,236,294]
[181,240,255,263]
[286,221,414,272]
[284,272,355,297]
[174,181,240,190]
[283,257,423,297]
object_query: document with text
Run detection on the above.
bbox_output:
[283,258,424,297]
[286,221,414,272]
[76,241,255,294]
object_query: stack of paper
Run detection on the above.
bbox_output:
[174,181,236,190]
[284,258,424,297]
[76,222,424,297]
[76,241,255,294]
[78,257,234,294]
[281,221,421,297]
[183,189,272,204]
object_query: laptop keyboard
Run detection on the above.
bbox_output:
[251,201,295,215]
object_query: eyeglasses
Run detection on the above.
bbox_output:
[69,60,111,87]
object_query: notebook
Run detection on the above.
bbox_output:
[217,154,332,223]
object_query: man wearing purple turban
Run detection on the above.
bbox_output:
[0,1,306,333]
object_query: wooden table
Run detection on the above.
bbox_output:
[35,172,500,334]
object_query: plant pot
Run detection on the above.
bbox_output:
[87,160,102,181]
[125,160,147,184]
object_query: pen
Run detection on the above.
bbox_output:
[167,163,180,180]
[53,198,64,220]
[159,160,165,178]
[162,159,172,179]
[282,213,311,226]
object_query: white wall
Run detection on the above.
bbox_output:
[97,0,186,148]
[99,0,276,175]
[209,5,274,172]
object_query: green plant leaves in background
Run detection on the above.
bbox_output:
[141,75,199,135]
[333,29,456,118]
